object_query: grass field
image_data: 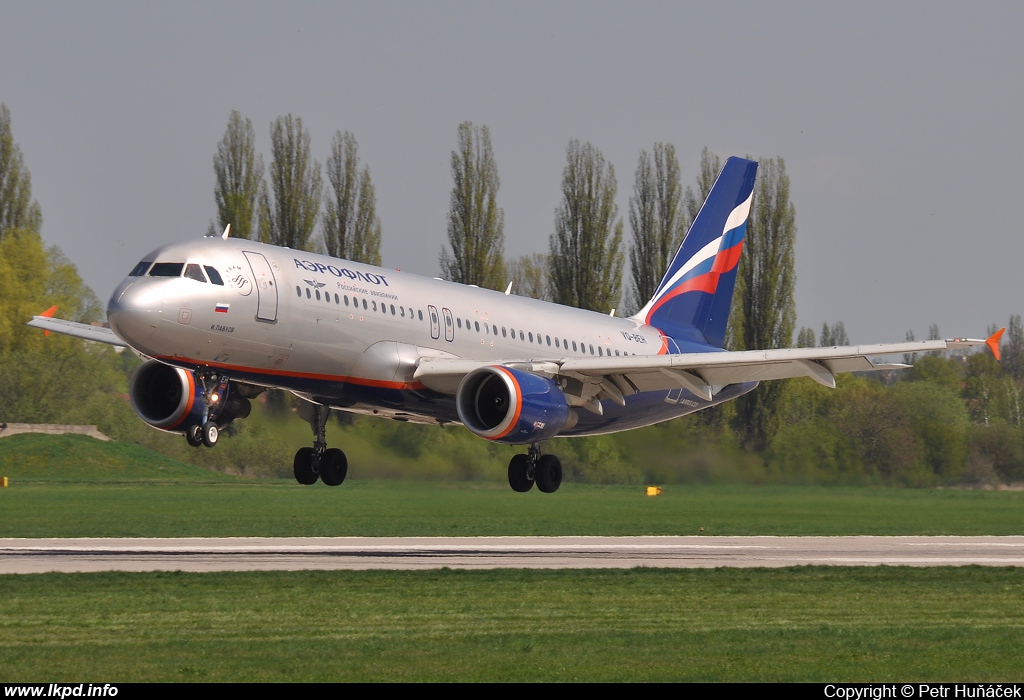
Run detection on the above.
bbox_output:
[3,434,1024,682]
[3,434,1024,537]
[2,567,1022,682]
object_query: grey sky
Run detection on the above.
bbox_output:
[2,1,1021,343]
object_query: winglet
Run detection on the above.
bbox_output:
[40,305,57,336]
[987,327,1005,361]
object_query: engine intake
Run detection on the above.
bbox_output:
[456,366,572,444]
[129,360,250,434]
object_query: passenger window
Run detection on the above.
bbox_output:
[296,286,302,297]
[363,299,368,310]
[129,261,152,276]
[306,288,311,299]
[417,310,423,320]
[182,262,204,281]
[204,266,224,285]
[149,262,184,277]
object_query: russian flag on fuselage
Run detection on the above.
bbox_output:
[631,157,758,349]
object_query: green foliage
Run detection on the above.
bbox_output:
[322,130,382,264]
[730,156,797,449]
[819,320,848,346]
[796,326,816,347]
[906,353,963,393]
[440,122,505,289]
[506,252,549,300]
[0,230,119,424]
[0,103,42,238]
[260,115,322,251]
[210,111,263,239]
[628,143,685,313]
[549,140,624,312]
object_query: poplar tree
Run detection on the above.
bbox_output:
[730,156,797,449]
[628,143,684,311]
[0,104,42,239]
[210,111,263,239]
[323,131,381,265]
[260,115,321,252]
[440,122,505,289]
[549,140,624,312]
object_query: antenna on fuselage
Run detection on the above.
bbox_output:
[221,224,231,240]
[504,281,513,295]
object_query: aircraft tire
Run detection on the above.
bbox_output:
[201,421,219,448]
[535,454,562,493]
[320,448,348,486]
[293,447,319,485]
[185,425,203,448]
[508,454,534,492]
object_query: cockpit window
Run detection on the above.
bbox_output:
[129,261,152,276]
[204,266,224,285]
[149,262,184,277]
[184,264,207,283]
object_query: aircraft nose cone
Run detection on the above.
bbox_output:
[107,280,160,347]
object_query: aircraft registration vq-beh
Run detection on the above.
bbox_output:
[30,157,1003,492]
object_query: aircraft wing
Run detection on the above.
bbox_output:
[414,334,1000,404]
[27,314,126,347]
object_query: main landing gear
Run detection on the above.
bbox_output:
[293,402,348,486]
[508,444,562,493]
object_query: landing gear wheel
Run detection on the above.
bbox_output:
[201,421,219,448]
[293,447,319,485]
[320,448,348,486]
[185,425,203,447]
[535,454,563,493]
[508,454,534,492]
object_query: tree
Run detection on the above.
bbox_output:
[683,147,721,231]
[260,115,322,252]
[628,143,685,312]
[440,122,504,289]
[819,321,849,347]
[209,111,264,240]
[0,104,42,239]
[549,140,624,312]
[507,253,549,300]
[322,131,381,265]
[730,156,797,449]
[1002,314,1024,381]
[796,327,816,348]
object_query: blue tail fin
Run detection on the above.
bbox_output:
[630,156,757,348]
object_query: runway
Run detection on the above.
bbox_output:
[3,536,1024,573]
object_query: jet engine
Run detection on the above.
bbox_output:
[129,359,250,434]
[456,366,574,444]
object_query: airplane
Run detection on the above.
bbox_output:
[29,157,1003,492]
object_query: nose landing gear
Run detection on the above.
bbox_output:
[507,444,562,493]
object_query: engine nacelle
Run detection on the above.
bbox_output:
[456,366,572,444]
[129,360,250,434]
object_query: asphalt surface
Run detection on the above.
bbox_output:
[2,536,1024,573]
